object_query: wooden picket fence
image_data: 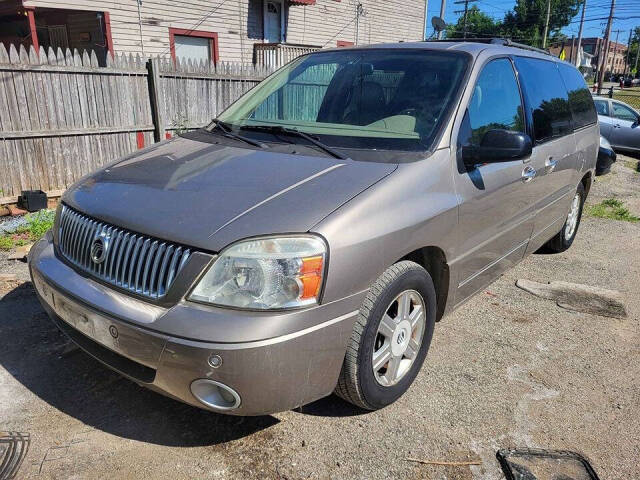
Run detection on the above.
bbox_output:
[0,43,275,201]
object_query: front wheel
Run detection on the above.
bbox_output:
[545,182,585,253]
[335,261,437,410]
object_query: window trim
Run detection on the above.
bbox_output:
[169,27,219,64]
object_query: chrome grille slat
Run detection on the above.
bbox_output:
[57,205,193,300]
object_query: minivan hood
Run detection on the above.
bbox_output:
[63,135,397,251]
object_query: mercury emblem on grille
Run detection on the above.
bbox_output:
[90,232,110,264]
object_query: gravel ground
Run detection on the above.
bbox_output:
[1,156,639,479]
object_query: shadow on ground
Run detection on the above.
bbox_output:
[0,282,280,447]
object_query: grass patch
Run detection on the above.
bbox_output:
[0,209,55,251]
[586,198,639,222]
[623,159,639,172]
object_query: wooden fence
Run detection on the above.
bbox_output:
[0,43,275,202]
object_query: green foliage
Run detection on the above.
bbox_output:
[0,236,12,251]
[445,6,500,39]
[586,198,639,222]
[0,209,55,251]
[445,0,583,49]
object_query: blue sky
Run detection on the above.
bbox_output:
[424,0,639,46]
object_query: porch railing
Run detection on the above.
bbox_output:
[254,43,321,68]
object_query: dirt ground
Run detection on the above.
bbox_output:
[1,155,639,480]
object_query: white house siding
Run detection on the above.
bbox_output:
[24,0,425,63]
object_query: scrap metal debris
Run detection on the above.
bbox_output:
[0,432,30,480]
[496,448,601,480]
[515,279,627,319]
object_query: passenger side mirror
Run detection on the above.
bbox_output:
[462,129,532,168]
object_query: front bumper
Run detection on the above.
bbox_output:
[29,235,362,415]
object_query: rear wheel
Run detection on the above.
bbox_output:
[545,182,585,253]
[335,261,436,410]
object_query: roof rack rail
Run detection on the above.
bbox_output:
[425,37,551,56]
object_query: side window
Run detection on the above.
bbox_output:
[612,103,638,122]
[558,63,597,128]
[594,100,609,116]
[513,57,572,143]
[467,58,525,145]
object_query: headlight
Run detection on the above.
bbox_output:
[189,236,326,310]
[599,135,611,150]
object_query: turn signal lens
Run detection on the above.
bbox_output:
[299,256,324,299]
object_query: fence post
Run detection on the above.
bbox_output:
[608,86,614,98]
[147,57,164,142]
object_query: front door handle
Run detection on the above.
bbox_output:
[545,156,559,172]
[613,124,621,128]
[522,165,536,183]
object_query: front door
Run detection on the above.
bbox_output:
[264,1,283,43]
[512,56,578,253]
[453,57,536,303]
[610,101,640,151]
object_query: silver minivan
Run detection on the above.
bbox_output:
[29,40,598,415]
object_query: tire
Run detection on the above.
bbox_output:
[335,261,437,410]
[545,182,585,253]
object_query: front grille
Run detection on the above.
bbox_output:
[57,205,192,300]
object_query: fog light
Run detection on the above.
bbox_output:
[190,379,241,410]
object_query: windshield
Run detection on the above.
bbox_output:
[217,49,469,154]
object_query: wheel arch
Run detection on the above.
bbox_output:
[398,246,449,321]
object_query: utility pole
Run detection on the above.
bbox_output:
[575,0,587,66]
[542,0,551,49]
[137,0,145,56]
[597,0,615,95]
[423,0,429,40]
[570,35,575,63]
[438,0,446,39]
[609,29,622,76]
[453,0,477,39]
[623,28,632,78]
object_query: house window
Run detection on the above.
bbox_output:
[263,0,285,43]
[169,28,219,63]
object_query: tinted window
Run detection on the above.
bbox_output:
[594,99,609,116]
[514,57,572,143]
[467,58,525,144]
[558,63,597,128]
[612,102,638,122]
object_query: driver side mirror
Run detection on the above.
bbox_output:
[462,129,532,168]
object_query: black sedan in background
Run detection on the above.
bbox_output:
[597,135,616,176]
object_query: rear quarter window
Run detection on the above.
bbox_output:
[513,57,573,143]
[557,63,597,129]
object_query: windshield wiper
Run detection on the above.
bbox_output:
[239,125,350,160]
[208,119,266,149]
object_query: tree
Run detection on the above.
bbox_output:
[628,26,640,76]
[445,6,501,39]
[501,0,582,48]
